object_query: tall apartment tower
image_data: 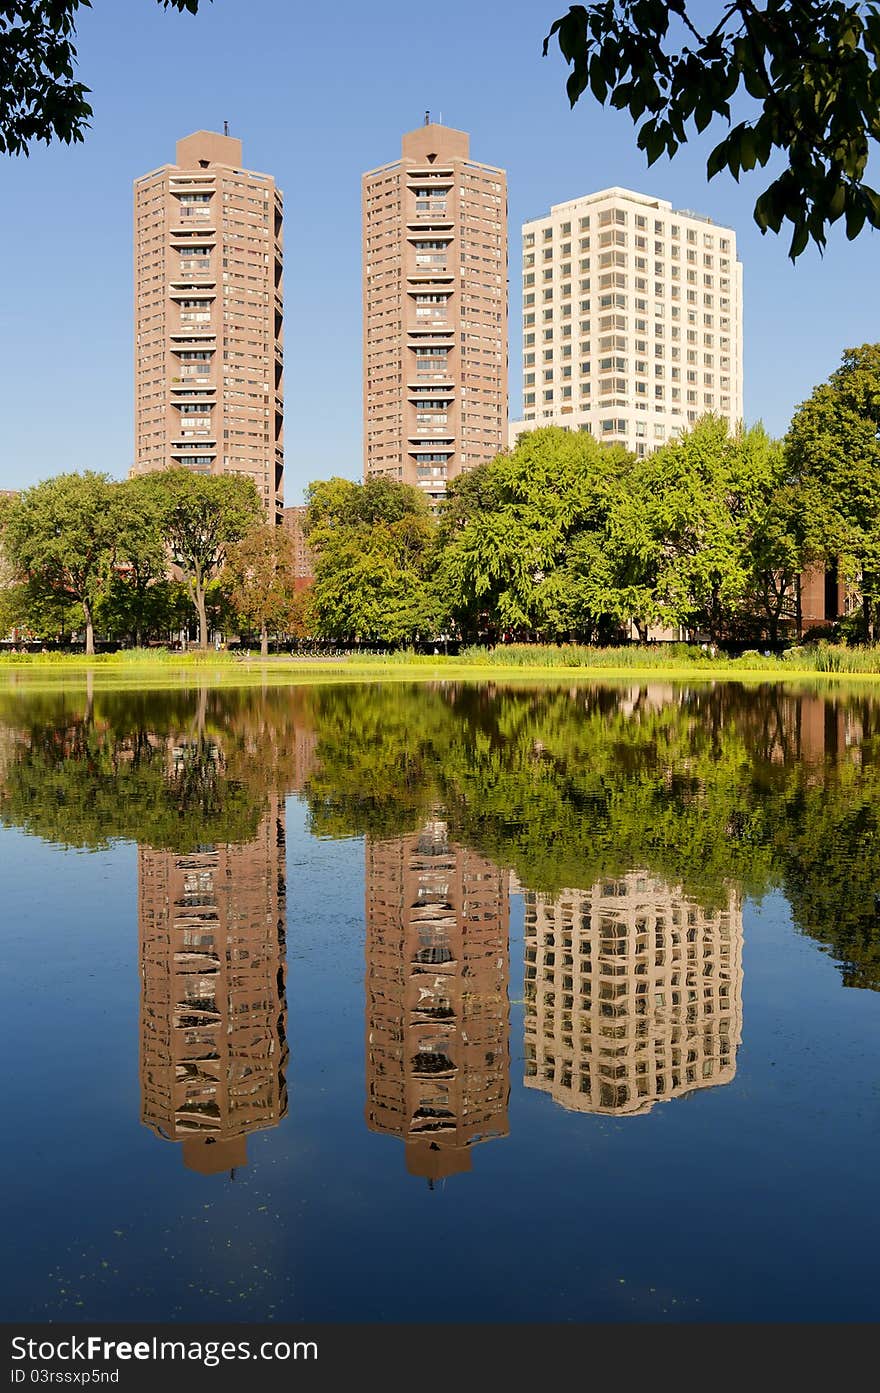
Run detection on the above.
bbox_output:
[133,131,284,522]
[281,505,315,588]
[510,188,743,457]
[523,873,743,1116]
[365,822,510,1181]
[362,120,508,506]
[139,793,289,1175]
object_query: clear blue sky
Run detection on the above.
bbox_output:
[1,0,877,504]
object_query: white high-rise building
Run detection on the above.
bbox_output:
[510,188,743,457]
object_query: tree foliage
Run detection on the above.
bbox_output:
[3,470,119,653]
[141,468,261,649]
[633,416,793,638]
[543,1,880,256]
[785,343,880,638]
[0,1,204,156]
[434,420,808,642]
[306,477,442,642]
[437,428,635,638]
[108,476,170,646]
[223,523,301,656]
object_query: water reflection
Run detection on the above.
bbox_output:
[138,794,289,1175]
[365,822,509,1181]
[1,678,879,1175]
[523,876,743,1115]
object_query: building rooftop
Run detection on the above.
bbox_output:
[524,185,734,233]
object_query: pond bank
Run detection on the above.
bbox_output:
[4,647,880,692]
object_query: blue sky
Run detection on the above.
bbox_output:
[1,0,878,503]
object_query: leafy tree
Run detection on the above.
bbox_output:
[306,475,430,531]
[0,1,203,155]
[307,477,442,643]
[541,510,659,641]
[437,427,635,638]
[3,471,118,654]
[543,1,880,257]
[742,469,815,640]
[142,469,261,650]
[223,523,301,657]
[785,344,880,639]
[0,579,84,644]
[284,584,314,642]
[634,416,787,639]
[110,476,169,647]
[97,575,189,647]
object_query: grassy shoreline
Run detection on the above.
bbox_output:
[4,644,880,692]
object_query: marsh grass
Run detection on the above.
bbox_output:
[4,640,880,692]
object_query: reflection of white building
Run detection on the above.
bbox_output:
[523,872,743,1115]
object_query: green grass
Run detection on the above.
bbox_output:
[5,641,880,693]
[0,646,238,666]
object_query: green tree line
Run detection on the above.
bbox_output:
[0,467,304,653]
[3,346,879,652]
[304,346,880,646]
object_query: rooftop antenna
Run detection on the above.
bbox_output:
[424,109,430,126]
[223,119,229,137]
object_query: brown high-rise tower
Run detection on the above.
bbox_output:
[139,795,289,1174]
[365,822,510,1181]
[133,131,284,522]
[362,121,508,507]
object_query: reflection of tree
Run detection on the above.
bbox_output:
[1,680,879,991]
[0,686,316,853]
[0,720,262,852]
[304,682,775,902]
[771,762,880,990]
[303,682,880,991]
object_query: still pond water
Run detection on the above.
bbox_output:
[0,679,878,1322]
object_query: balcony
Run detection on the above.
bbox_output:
[408,387,455,403]
[410,1050,456,1076]
[169,285,216,300]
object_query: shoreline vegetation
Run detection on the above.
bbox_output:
[5,642,880,691]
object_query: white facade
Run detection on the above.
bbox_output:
[512,187,743,457]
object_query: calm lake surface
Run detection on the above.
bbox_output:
[1,679,878,1322]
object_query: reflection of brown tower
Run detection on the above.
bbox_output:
[138,796,288,1174]
[365,822,510,1181]
[524,873,743,1115]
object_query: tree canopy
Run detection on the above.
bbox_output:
[3,470,119,653]
[223,523,301,657]
[785,343,880,638]
[437,427,635,639]
[544,0,880,257]
[141,468,261,649]
[306,477,442,643]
